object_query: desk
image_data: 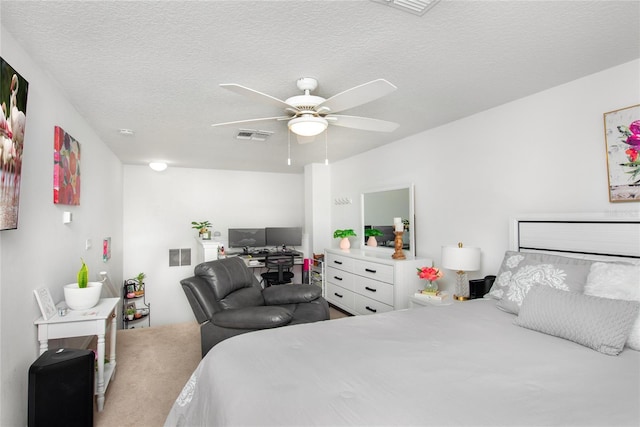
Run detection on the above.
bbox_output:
[236,254,305,284]
[239,254,304,268]
[34,297,119,412]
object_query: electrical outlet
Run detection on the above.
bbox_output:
[85,239,92,250]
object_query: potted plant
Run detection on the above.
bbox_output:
[126,307,136,321]
[63,258,103,310]
[364,228,383,247]
[333,229,357,250]
[135,272,146,296]
[191,221,212,240]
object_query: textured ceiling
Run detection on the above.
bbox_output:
[1,1,639,173]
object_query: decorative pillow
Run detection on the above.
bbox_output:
[584,262,640,351]
[487,251,593,314]
[515,286,640,356]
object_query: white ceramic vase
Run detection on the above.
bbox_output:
[367,236,378,247]
[64,281,103,310]
[339,237,351,249]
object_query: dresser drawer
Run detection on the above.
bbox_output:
[353,260,394,284]
[353,276,394,305]
[326,253,354,272]
[326,282,355,311]
[325,266,355,291]
[354,294,393,316]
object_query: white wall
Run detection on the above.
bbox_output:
[122,166,304,326]
[329,60,640,295]
[304,163,332,255]
[0,28,123,425]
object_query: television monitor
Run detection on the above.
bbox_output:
[265,227,302,248]
[228,228,266,248]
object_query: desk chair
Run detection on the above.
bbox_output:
[261,254,295,287]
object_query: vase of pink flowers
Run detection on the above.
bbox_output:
[417,266,444,294]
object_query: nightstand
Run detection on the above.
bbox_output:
[409,294,454,308]
[34,297,119,411]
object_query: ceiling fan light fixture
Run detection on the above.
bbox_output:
[288,116,328,137]
[149,162,168,172]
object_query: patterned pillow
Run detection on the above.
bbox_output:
[515,286,640,355]
[487,251,593,314]
[584,262,640,350]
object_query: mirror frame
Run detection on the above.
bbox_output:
[360,184,415,257]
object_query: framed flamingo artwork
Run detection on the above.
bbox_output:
[603,104,640,202]
[0,57,29,230]
[53,126,81,205]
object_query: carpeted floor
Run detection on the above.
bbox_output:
[94,307,348,426]
[94,321,201,427]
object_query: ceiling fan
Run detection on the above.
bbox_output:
[211,77,399,142]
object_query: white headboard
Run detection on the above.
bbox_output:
[510,214,640,263]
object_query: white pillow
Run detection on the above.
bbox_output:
[584,262,640,350]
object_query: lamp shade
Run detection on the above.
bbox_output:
[441,244,481,271]
[288,116,328,136]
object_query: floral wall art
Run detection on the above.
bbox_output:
[0,57,29,230]
[53,126,81,205]
[603,104,640,202]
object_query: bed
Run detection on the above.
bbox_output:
[165,215,640,426]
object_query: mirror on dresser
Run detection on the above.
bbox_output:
[361,184,415,257]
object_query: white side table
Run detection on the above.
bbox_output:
[34,297,119,412]
[409,294,454,308]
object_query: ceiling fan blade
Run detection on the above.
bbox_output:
[327,115,399,132]
[211,116,290,128]
[316,79,397,114]
[220,84,298,111]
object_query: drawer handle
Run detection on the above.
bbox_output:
[365,286,377,292]
[333,276,343,281]
[365,306,377,313]
[334,260,343,265]
[365,268,377,274]
[334,292,343,298]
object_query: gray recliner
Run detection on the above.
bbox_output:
[180,257,330,357]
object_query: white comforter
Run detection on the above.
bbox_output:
[165,299,640,426]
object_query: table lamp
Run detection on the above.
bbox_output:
[441,242,481,301]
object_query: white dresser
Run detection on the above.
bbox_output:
[324,248,431,315]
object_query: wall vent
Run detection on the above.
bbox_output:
[236,129,273,141]
[371,0,441,16]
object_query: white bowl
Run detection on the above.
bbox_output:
[64,281,103,310]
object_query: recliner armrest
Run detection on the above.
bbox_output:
[263,284,322,305]
[212,306,292,329]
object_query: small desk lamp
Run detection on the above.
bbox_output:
[441,242,481,301]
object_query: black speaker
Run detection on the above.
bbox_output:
[469,275,496,299]
[28,348,94,427]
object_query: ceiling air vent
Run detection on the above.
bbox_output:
[371,0,441,16]
[236,129,273,141]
